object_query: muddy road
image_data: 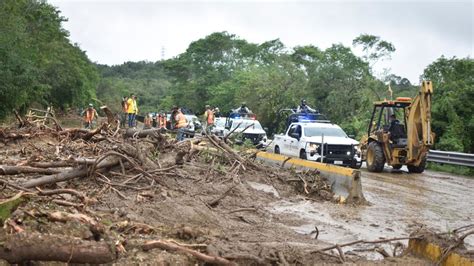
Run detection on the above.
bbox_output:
[266,163,474,259]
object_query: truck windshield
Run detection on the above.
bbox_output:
[232,121,263,130]
[215,118,226,127]
[185,115,199,122]
[304,127,347,137]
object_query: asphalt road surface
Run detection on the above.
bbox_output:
[260,161,474,259]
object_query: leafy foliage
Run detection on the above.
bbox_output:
[353,34,396,63]
[422,56,474,153]
[0,0,98,118]
[2,3,472,156]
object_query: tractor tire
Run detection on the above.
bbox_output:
[392,164,403,170]
[366,142,385,172]
[299,149,307,160]
[274,146,280,154]
[407,157,427,173]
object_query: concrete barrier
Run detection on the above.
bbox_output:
[408,238,474,265]
[256,151,366,204]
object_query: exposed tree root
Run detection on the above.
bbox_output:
[142,239,236,266]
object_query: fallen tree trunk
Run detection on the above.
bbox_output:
[22,156,120,188]
[0,165,63,175]
[28,158,97,168]
[0,232,115,264]
[0,130,30,143]
[58,123,106,141]
[124,128,166,138]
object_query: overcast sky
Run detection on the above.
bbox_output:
[48,0,473,84]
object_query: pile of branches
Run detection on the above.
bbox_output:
[1,109,332,265]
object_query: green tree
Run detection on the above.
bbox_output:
[422,56,474,153]
[0,0,99,118]
[352,34,396,64]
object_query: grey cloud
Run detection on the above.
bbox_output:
[49,0,472,83]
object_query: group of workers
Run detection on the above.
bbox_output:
[121,94,139,128]
[82,96,316,140]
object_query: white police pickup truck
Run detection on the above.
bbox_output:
[273,122,362,168]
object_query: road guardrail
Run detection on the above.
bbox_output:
[427,150,474,168]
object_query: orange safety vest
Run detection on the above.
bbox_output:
[206,110,214,125]
[175,113,187,128]
[158,115,166,128]
[122,100,128,113]
[144,116,152,127]
[84,108,95,123]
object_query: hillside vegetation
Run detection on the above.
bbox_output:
[1,0,472,153]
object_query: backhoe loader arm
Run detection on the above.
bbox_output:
[406,81,434,163]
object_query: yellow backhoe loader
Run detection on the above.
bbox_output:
[361,81,435,173]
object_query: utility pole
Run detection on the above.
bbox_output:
[161,46,165,61]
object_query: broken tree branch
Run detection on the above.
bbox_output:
[208,184,237,208]
[223,121,242,142]
[46,211,105,239]
[0,165,62,175]
[311,236,422,254]
[35,188,94,204]
[142,239,236,266]
[22,156,120,188]
[28,158,97,168]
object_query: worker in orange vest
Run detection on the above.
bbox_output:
[143,113,152,129]
[82,103,99,129]
[158,112,167,128]
[203,105,215,134]
[121,96,128,128]
[175,108,188,141]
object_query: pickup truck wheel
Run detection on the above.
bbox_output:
[299,150,307,160]
[274,146,280,154]
[351,160,362,169]
[366,142,385,172]
[407,157,426,173]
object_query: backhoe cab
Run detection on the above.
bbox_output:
[361,81,434,173]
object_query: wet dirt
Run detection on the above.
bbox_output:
[0,126,345,265]
[266,163,474,260]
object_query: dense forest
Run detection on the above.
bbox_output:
[0,0,98,116]
[1,0,473,153]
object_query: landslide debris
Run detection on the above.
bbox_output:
[0,116,338,265]
[1,115,470,265]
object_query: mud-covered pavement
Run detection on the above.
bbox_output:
[266,164,474,260]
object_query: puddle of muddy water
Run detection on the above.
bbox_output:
[268,200,396,260]
[265,169,474,260]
